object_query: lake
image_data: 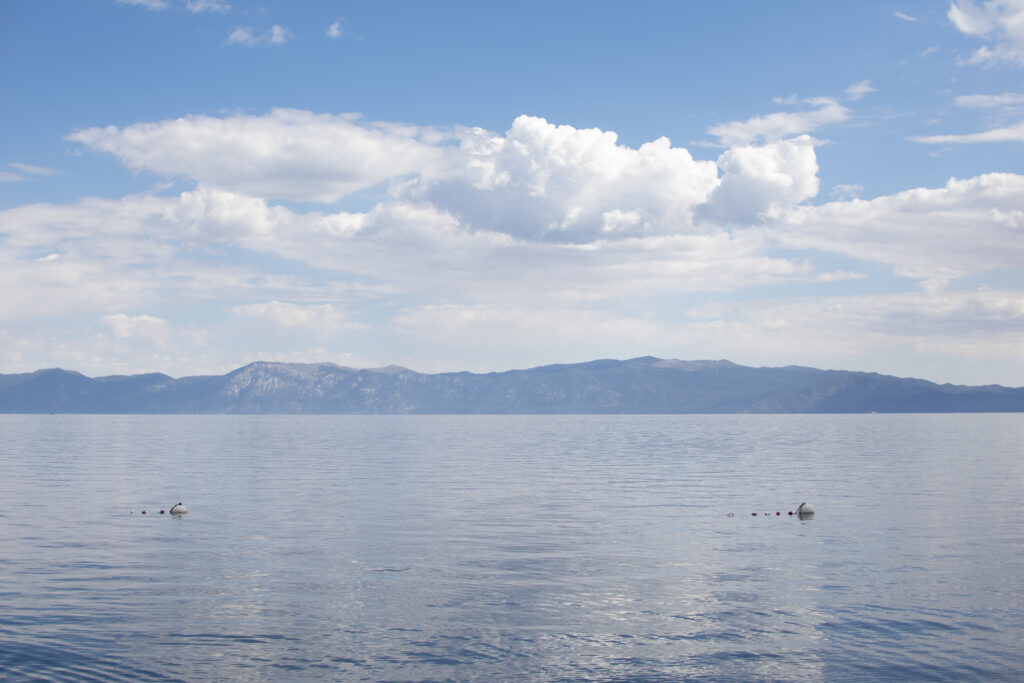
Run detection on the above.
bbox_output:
[0,413,1021,681]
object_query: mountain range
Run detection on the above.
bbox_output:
[1,357,1022,414]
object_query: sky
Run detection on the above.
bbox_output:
[1,1,1023,385]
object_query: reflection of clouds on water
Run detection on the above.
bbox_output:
[0,414,1021,679]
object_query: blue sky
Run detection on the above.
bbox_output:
[1,1,1023,385]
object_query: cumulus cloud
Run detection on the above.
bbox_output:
[67,112,727,241]
[10,107,1024,381]
[50,109,1023,297]
[44,110,1024,294]
[63,110,830,243]
[327,21,342,38]
[227,25,293,47]
[161,185,802,302]
[697,135,820,225]
[707,97,849,146]
[912,121,1024,143]
[409,115,720,242]
[948,0,1024,65]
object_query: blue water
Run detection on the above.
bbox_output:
[0,414,1021,681]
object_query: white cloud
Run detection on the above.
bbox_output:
[68,109,445,203]
[391,287,1024,377]
[919,278,950,295]
[845,80,876,101]
[50,110,1021,301]
[185,0,230,12]
[9,108,1022,383]
[10,162,60,176]
[912,121,1024,143]
[0,256,151,319]
[894,11,918,22]
[949,1,998,35]
[227,25,293,47]
[830,183,864,200]
[395,303,664,348]
[102,313,171,344]
[707,97,849,146]
[816,270,867,283]
[0,163,62,183]
[687,287,1024,362]
[327,21,342,38]
[779,173,1024,279]
[410,115,720,242]
[118,0,228,11]
[267,25,292,44]
[954,91,1024,107]
[948,0,1024,65]
[118,0,170,9]
[231,301,362,330]
[225,26,256,46]
[45,111,1024,294]
[68,112,727,241]
[697,135,820,225]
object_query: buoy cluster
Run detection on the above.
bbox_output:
[730,502,815,519]
[132,502,187,516]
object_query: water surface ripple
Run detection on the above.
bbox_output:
[0,414,1021,681]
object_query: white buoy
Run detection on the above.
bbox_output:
[169,502,188,515]
[796,502,814,518]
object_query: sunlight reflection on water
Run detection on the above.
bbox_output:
[0,414,1021,681]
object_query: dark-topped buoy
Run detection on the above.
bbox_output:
[796,502,815,518]
[169,502,188,515]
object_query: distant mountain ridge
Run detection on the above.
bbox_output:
[0,357,1021,414]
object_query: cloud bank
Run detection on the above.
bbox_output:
[1,106,1020,380]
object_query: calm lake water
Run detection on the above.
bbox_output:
[0,414,1021,681]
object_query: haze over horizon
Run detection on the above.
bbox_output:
[2,1,1023,386]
